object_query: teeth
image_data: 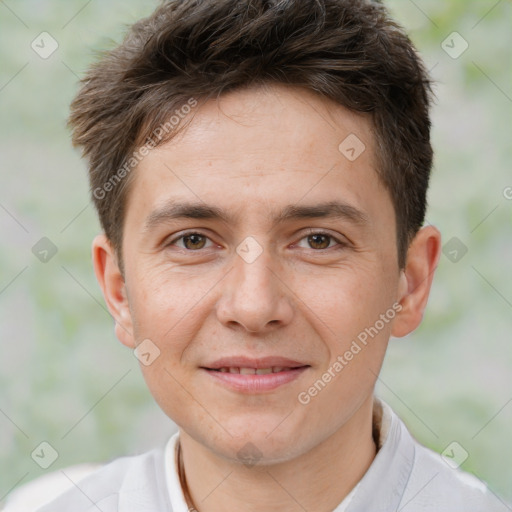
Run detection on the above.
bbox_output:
[256,368,272,375]
[215,367,295,374]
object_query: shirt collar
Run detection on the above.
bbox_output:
[165,432,191,512]
[345,397,415,511]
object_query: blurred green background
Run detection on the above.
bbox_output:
[0,0,511,505]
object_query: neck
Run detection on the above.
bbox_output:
[178,395,377,512]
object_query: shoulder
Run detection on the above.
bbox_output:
[2,464,100,512]
[404,436,508,511]
[3,448,171,512]
[372,399,509,512]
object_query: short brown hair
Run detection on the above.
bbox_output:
[69,0,433,270]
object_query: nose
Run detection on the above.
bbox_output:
[215,244,294,334]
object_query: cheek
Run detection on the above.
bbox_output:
[127,266,214,339]
[126,269,220,405]
[294,282,394,438]
[292,265,397,404]
[294,264,398,340]
[139,361,201,433]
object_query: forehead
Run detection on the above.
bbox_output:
[164,83,376,172]
[125,83,391,231]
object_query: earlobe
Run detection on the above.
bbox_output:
[92,234,136,348]
[391,226,441,338]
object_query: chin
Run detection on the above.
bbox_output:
[213,423,310,466]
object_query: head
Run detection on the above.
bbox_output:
[70,0,441,464]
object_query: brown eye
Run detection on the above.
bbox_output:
[182,234,207,250]
[307,233,332,250]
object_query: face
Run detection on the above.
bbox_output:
[94,83,439,464]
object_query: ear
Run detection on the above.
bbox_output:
[391,225,441,338]
[92,234,136,348]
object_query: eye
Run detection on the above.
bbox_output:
[167,232,213,250]
[296,231,346,251]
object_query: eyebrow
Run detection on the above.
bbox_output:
[143,199,369,232]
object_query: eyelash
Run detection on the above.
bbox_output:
[166,230,347,252]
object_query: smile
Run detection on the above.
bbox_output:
[202,365,310,392]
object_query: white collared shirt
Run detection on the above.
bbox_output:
[4,398,509,511]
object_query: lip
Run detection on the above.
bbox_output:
[201,356,310,393]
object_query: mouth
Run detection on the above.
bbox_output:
[201,357,310,392]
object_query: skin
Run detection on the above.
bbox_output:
[93,83,441,512]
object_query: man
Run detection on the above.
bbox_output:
[5,0,509,510]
